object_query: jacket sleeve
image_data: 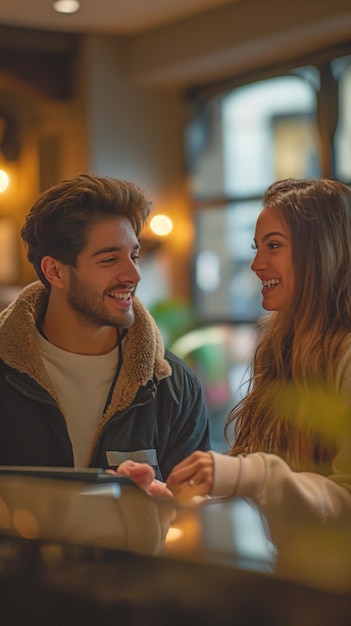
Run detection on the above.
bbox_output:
[159,350,210,479]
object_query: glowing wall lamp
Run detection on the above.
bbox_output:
[0,170,9,193]
[0,113,20,193]
[150,214,173,237]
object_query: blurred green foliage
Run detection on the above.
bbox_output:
[149,299,199,347]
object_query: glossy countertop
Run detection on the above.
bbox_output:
[0,470,350,625]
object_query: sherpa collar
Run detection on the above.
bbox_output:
[0,281,172,415]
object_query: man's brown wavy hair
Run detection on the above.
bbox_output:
[21,173,151,290]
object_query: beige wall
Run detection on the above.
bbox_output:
[81,34,194,300]
[0,67,88,286]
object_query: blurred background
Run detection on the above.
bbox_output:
[0,0,350,450]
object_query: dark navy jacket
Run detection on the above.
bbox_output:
[0,282,210,480]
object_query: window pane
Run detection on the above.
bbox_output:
[333,55,351,182]
[185,98,225,199]
[222,73,321,196]
[193,202,264,322]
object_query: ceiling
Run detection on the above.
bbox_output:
[1,0,350,94]
[0,0,237,35]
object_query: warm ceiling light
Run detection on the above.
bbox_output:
[52,0,81,14]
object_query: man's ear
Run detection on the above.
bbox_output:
[41,256,66,288]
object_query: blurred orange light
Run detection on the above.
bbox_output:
[13,508,39,539]
[0,170,9,192]
[150,214,173,236]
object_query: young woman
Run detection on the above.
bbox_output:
[166,178,351,526]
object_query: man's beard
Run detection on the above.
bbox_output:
[67,268,135,329]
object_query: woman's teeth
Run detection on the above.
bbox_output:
[262,279,280,288]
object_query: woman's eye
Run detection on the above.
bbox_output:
[268,242,280,250]
[251,243,257,251]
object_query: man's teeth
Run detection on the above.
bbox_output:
[262,279,280,288]
[108,292,131,300]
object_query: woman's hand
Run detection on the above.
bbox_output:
[107,460,173,499]
[166,451,214,501]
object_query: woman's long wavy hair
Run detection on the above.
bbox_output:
[225,178,351,471]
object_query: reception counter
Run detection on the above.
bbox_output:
[0,470,350,625]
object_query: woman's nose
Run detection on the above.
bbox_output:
[251,250,267,273]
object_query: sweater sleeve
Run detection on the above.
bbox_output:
[210,448,351,524]
[209,344,351,523]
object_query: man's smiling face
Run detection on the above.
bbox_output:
[65,216,141,329]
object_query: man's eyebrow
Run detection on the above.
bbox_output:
[91,243,141,257]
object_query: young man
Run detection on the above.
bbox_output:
[0,173,209,482]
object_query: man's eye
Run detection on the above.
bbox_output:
[132,254,140,262]
[101,257,115,264]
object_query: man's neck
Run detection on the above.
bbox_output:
[42,299,119,356]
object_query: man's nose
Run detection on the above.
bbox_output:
[117,259,141,283]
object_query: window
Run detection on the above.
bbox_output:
[223,72,320,197]
[187,52,351,323]
[182,47,351,450]
[333,54,351,183]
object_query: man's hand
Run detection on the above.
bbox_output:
[107,460,173,498]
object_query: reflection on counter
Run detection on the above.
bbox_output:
[0,472,173,555]
[0,472,350,625]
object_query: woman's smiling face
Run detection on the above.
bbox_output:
[251,206,295,312]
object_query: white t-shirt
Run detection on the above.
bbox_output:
[37,331,119,467]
